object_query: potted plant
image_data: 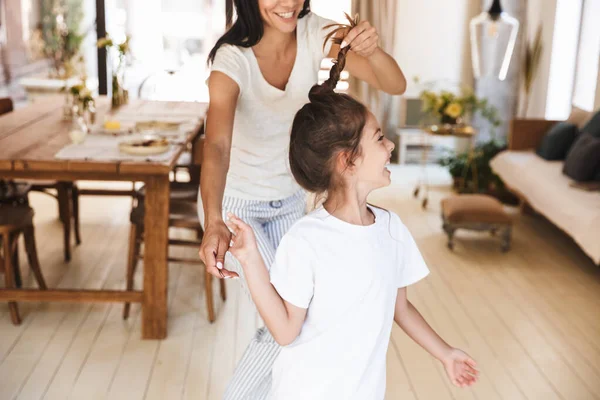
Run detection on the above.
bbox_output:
[417,84,501,128]
[415,80,516,202]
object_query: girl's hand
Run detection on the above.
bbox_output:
[341,20,379,58]
[442,348,479,388]
[225,213,260,266]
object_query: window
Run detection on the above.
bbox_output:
[545,0,583,119]
[572,0,600,111]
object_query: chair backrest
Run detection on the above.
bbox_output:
[0,97,14,116]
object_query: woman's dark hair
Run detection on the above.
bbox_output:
[289,43,368,195]
[208,0,311,64]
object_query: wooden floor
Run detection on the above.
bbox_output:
[1,166,599,400]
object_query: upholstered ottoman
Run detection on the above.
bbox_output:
[441,194,512,252]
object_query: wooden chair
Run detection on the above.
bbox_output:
[0,97,80,262]
[0,205,47,325]
[0,97,14,114]
[29,181,81,262]
[123,194,226,323]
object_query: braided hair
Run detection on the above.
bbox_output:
[289,14,370,195]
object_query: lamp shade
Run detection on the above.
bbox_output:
[470,0,519,81]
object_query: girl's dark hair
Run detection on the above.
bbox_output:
[208,0,311,64]
[289,44,368,194]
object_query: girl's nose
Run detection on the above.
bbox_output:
[385,137,395,151]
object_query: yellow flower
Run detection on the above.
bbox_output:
[445,102,463,119]
[97,37,113,48]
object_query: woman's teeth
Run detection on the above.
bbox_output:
[276,11,294,19]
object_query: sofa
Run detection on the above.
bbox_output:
[490,116,600,265]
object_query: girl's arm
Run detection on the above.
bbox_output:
[327,21,406,95]
[198,72,240,280]
[394,287,479,388]
[226,214,307,346]
[394,287,452,360]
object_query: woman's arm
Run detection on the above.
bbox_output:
[226,214,307,346]
[198,71,241,279]
[327,21,406,95]
[394,287,479,388]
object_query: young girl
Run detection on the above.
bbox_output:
[224,41,479,399]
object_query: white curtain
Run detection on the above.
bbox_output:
[350,0,397,132]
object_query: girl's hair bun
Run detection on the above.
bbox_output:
[308,82,334,102]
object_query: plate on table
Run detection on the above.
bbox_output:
[135,120,183,133]
[118,135,170,156]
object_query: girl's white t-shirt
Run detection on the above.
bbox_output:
[210,13,335,201]
[269,206,430,400]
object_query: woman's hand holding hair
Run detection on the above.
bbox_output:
[341,20,380,58]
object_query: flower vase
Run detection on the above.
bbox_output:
[69,104,89,144]
[63,90,75,120]
[111,69,129,109]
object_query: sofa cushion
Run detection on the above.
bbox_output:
[563,131,600,181]
[581,109,600,138]
[566,106,594,129]
[536,122,578,160]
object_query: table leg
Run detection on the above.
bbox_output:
[142,175,170,339]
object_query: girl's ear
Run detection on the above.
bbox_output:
[335,150,356,176]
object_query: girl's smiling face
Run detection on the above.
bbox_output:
[343,112,395,191]
[258,0,305,33]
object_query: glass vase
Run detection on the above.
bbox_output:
[111,63,129,109]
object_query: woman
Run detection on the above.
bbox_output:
[198,0,406,398]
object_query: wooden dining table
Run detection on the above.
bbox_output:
[0,96,207,339]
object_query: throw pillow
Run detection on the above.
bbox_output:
[536,122,578,160]
[563,132,600,181]
[581,109,600,138]
[566,106,593,130]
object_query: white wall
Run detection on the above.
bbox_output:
[572,0,600,112]
[394,0,478,97]
[311,0,351,22]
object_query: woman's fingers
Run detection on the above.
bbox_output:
[215,234,230,270]
[341,21,371,48]
[199,236,218,269]
[207,264,225,279]
[351,34,378,54]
